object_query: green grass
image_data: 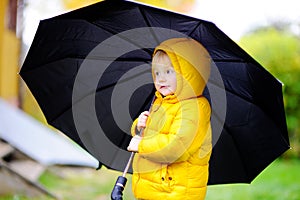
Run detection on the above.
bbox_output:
[205,159,300,200]
[1,159,299,200]
[38,167,135,200]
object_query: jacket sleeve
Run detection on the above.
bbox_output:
[138,98,211,163]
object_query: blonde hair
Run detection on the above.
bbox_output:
[152,50,172,67]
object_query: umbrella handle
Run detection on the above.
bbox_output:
[111,176,127,200]
[111,96,155,199]
[111,152,134,200]
[111,126,147,199]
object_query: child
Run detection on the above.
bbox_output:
[127,38,212,200]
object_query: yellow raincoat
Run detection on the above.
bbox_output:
[131,38,212,200]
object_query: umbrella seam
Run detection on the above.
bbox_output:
[221,123,251,182]
[138,5,160,45]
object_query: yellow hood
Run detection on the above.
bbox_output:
[153,38,211,100]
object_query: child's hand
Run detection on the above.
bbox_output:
[127,135,142,152]
[137,111,150,132]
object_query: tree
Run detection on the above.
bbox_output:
[239,27,300,158]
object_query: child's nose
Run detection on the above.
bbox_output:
[158,76,166,82]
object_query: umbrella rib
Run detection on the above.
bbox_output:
[138,6,160,44]
[212,59,246,63]
[209,79,263,182]
[208,77,253,104]
[223,123,251,182]
[49,67,152,124]
[188,21,202,38]
[89,21,154,55]
[95,66,151,93]
[212,113,252,183]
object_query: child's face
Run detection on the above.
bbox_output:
[152,55,177,96]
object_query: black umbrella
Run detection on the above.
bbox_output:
[20,0,289,189]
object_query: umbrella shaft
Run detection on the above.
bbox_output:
[122,99,154,177]
[122,152,135,177]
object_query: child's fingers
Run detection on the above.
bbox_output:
[127,135,142,152]
[137,111,150,131]
[138,111,149,123]
[143,111,150,116]
[140,111,150,117]
[140,116,146,120]
[137,120,146,128]
[140,111,149,120]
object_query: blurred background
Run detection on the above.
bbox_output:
[0,0,299,199]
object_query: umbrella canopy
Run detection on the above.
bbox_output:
[20,0,289,185]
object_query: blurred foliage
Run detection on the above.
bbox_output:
[239,27,300,158]
[62,0,103,10]
[136,0,196,13]
[61,0,196,12]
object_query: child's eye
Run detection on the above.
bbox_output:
[155,71,160,76]
[166,69,173,74]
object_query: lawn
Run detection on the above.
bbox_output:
[205,159,300,200]
[1,159,299,200]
